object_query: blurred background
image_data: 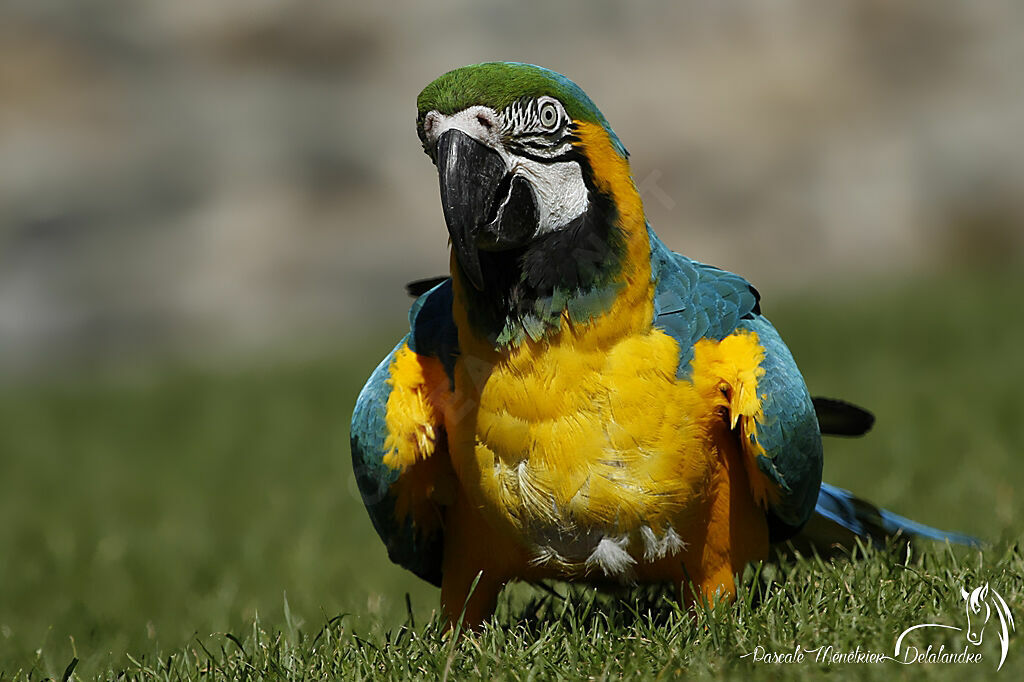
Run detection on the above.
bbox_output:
[2,0,1022,376]
[1,0,1022,677]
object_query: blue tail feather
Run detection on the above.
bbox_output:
[792,482,981,552]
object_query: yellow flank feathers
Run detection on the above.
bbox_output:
[382,345,449,472]
[691,332,778,510]
[381,344,455,530]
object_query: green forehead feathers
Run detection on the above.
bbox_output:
[417,62,626,157]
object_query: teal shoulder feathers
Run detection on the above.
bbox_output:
[648,230,761,378]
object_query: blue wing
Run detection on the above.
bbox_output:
[406,279,460,383]
[649,229,823,539]
[350,279,458,586]
[649,230,977,548]
[736,315,824,537]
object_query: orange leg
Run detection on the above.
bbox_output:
[664,428,768,614]
[440,562,504,632]
[439,493,509,631]
[662,556,736,612]
[689,567,737,607]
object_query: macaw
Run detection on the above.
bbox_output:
[351,62,976,629]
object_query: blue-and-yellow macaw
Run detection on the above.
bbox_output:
[351,63,976,629]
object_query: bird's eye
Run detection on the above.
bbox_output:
[539,101,559,130]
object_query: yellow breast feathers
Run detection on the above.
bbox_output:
[440,278,768,577]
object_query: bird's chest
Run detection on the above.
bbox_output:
[443,327,724,564]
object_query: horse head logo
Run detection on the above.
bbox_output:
[960,583,1015,670]
[962,584,991,645]
[896,582,1015,671]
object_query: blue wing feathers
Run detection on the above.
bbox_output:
[649,231,760,378]
[652,239,974,548]
[407,279,460,385]
[738,316,823,532]
[651,229,978,548]
[350,279,464,585]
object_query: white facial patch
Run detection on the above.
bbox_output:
[423,107,590,235]
[510,156,588,235]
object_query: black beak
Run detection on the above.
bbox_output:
[435,129,518,290]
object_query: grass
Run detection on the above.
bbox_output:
[1,270,1022,680]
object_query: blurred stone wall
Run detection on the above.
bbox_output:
[1,0,1022,374]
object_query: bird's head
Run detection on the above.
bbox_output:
[417,62,641,293]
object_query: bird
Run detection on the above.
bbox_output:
[350,62,977,630]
